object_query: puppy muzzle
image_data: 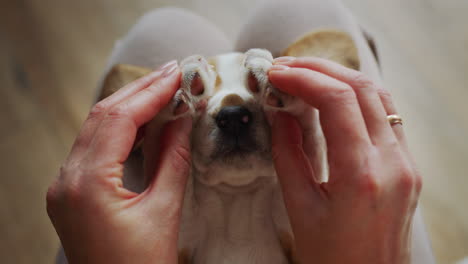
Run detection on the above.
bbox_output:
[214,106,258,157]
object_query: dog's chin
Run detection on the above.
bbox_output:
[193,148,275,188]
[214,145,257,162]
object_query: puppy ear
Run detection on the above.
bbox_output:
[99,64,153,101]
[282,29,360,70]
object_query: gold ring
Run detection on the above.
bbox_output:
[387,114,403,126]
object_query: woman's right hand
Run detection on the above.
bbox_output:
[269,57,422,264]
[46,61,193,264]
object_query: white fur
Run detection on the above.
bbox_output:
[154,49,324,264]
[127,50,325,264]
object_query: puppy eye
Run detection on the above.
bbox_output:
[191,72,205,95]
[248,72,259,94]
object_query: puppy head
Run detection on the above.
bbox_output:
[100,29,362,189]
[188,51,276,187]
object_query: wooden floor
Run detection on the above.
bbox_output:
[0,0,467,263]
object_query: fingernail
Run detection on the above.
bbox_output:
[156,60,178,76]
[269,64,290,72]
[162,61,179,77]
[274,56,295,64]
[158,60,177,71]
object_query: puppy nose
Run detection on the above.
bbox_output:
[216,106,252,135]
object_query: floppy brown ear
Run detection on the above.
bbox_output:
[282,29,360,70]
[99,64,153,101]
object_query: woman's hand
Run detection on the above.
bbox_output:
[269,57,422,264]
[46,61,192,264]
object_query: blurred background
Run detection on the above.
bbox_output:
[1,0,467,263]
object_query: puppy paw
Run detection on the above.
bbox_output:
[162,55,215,120]
[244,48,273,96]
[244,49,304,114]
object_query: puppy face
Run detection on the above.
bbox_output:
[105,29,360,188]
[186,52,276,187]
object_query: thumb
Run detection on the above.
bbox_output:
[272,112,320,206]
[144,116,192,212]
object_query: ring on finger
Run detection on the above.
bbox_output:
[387,114,403,126]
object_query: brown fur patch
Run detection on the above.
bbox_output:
[208,57,222,92]
[214,75,222,92]
[282,29,360,70]
[100,64,152,100]
[278,231,299,264]
[220,94,244,107]
[207,57,217,67]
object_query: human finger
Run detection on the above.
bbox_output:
[141,117,192,216]
[69,61,177,160]
[269,66,370,173]
[377,89,407,147]
[271,112,322,207]
[85,65,181,181]
[274,57,395,146]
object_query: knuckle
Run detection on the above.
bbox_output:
[355,159,381,199]
[350,72,374,88]
[377,88,392,101]
[106,104,130,120]
[45,180,60,216]
[142,84,159,95]
[89,101,108,119]
[46,164,81,214]
[55,164,90,201]
[396,166,416,195]
[328,85,357,105]
[414,172,423,194]
[358,172,380,198]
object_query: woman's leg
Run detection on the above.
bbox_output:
[235,0,380,83]
[106,7,232,69]
[235,1,436,263]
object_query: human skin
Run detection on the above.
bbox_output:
[47,56,421,264]
[269,56,422,264]
[46,60,193,264]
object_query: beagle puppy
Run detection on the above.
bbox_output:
[97,29,362,264]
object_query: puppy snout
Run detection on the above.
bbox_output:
[215,106,252,136]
